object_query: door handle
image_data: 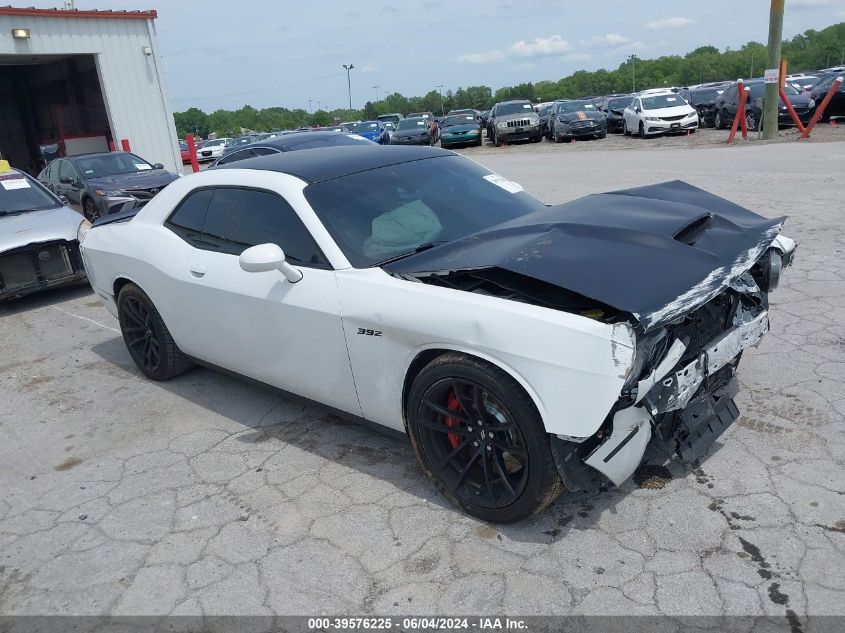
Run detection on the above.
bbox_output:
[189,264,206,278]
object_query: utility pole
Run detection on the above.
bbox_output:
[342,63,354,110]
[762,0,784,140]
[750,51,755,78]
[436,84,444,116]
[628,54,637,92]
[308,99,312,113]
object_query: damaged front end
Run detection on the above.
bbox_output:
[552,244,795,490]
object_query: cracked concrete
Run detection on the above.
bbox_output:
[1,140,844,617]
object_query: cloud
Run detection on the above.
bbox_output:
[646,17,693,29]
[589,33,632,48]
[458,34,573,64]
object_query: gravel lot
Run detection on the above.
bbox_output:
[1,136,844,622]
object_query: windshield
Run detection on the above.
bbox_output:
[354,122,379,132]
[304,155,544,268]
[689,89,722,102]
[0,171,61,214]
[397,118,428,130]
[449,109,474,116]
[557,101,596,113]
[640,94,686,110]
[179,141,188,151]
[205,139,225,147]
[497,102,533,116]
[441,115,477,127]
[608,97,632,110]
[75,153,154,179]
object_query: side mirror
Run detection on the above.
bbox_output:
[59,195,70,206]
[239,243,302,283]
[635,107,641,113]
[153,163,164,170]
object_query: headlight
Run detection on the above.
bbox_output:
[77,219,92,243]
[808,99,815,108]
[95,189,123,197]
[645,116,660,121]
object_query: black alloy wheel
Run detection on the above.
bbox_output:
[407,353,563,522]
[746,112,759,131]
[117,283,194,381]
[639,122,646,138]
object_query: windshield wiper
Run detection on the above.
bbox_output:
[375,241,448,266]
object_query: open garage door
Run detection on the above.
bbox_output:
[0,54,113,176]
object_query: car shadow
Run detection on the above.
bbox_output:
[91,335,706,542]
[0,283,93,317]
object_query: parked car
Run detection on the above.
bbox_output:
[388,117,435,145]
[197,138,232,162]
[407,112,439,142]
[479,109,491,130]
[488,99,542,145]
[1,161,89,300]
[376,113,404,126]
[623,91,699,137]
[353,120,390,144]
[808,72,845,119]
[37,151,178,221]
[537,104,554,137]
[180,141,191,164]
[80,145,795,522]
[226,135,259,150]
[549,100,607,142]
[786,74,820,92]
[439,114,483,148]
[679,86,727,128]
[713,80,815,131]
[447,108,479,121]
[209,131,375,167]
[601,95,634,133]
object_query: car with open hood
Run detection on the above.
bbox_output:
[80,145,795,523]
[549,100,607,142]
[439,114,483,148]
[599,95,633,133]
[388,117,435,145]
[678,85,727,127]
[37,151,178,221]
[713,80,816,131]
[1,161,89,300]
[623,91,699,137]
[488,99,542,146]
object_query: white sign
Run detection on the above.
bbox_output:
[1,178,30,190]
[764,68,780,84]
[484,173,524,194]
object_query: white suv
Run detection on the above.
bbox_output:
[622,92,698,138]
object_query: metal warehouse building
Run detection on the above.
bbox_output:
[0,5,181,175]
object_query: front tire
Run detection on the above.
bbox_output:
[406,353,563,523]
[117,283,194,381]
[714,109,725,130]
[638,122,646,138]
[82,197,98,222]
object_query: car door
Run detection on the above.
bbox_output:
[56,160,84,205]
[165,185,362,417]
[722,85,738,119]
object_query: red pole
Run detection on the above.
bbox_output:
[779,86,807,137]
[728,80,747,144]
[185,134,200,173]
[740,87,749,139]
[108,139,115,151]
[803,76,843,137]
[121,139,131,151]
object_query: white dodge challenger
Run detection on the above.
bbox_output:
[80,146,795,522]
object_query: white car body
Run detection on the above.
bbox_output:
[80,165,634,440]
[196,138,231,162]
[623,92,699,137]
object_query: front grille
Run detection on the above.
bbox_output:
[0,243,75,293]
[661,114,686,121]
[123,186,166,200]
[671,297,731,362]
[569,120,596,128]
[506,119,531,128]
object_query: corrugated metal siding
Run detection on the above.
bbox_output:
[0,14,182,173]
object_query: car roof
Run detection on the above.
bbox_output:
[217,145,448,184]
[497,99,530,105]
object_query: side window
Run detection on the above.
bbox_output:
[726,86,737,102]
[201,188,328,267]
[57,160,71,180]
[251,147,280,157]
[217,148,256,166]
[166,188,213,246]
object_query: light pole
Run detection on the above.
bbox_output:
[308,99,312,113]
[372,84,381,102]
[628,54,637,92]
[342,63,355,110]
[436,84,444,117]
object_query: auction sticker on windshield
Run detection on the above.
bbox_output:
[135,163,152,170]
[0,177,30,190]
[484,173,523,193]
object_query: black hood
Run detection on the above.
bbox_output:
[385,181,785,331]
[557,110,604,122]
[393,127,430,138]
[86,170,178,190]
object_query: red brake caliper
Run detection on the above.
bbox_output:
[444,390,462,449]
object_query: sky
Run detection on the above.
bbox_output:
[22,0,845,112]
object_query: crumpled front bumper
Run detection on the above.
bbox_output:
[573,308,769,487]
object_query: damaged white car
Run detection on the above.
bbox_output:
[80,146,795,522]
[1,161,89,301]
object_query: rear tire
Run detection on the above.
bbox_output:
[406,353,563,523]
[117,283,194,381]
